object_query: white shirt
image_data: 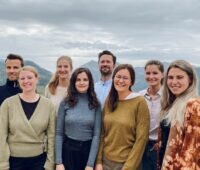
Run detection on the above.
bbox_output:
[139,88,162,140]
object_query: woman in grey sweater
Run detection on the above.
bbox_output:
[55,67,101,170]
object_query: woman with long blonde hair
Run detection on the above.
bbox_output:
[45,56,73,112]
[159,60,200,170]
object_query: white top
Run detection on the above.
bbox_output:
[45,86,68,113]
[139,88,162,140]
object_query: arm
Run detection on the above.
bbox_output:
[123,98,150,170]
[86,107,102,168]
[0,100,10,170]
[55,101,67,165]
[44,102,56,170]
[162,98,200,169]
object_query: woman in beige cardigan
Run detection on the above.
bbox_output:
[0,66,56,170]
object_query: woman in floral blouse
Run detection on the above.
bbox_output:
[158,60,200,170]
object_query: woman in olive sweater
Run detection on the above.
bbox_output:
[0,66,56,170]
[96,64,150,170]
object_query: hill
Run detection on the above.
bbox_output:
[0,60,52,86]
[81,60,200,91]
[1,60,200,91]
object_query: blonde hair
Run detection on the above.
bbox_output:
[161,60,198,126]
[48,56,73,95]
[19,65,39,78]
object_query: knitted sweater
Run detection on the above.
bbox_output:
[55,93,101,167]
[96,95,150,170]
[0,95,56,170]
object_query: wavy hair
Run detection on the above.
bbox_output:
[65,67,100,110]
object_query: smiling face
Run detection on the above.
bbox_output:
[6,59,22,81]
[75,72,89,93]
[99,54,115,76]
[114,68,132,94]
[56,58,72,80]
[145,64,164,88]
[167,67,191,96]
[19,70,38,93]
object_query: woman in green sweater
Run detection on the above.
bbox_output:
[0,66,56,170]
[96,64,150,170]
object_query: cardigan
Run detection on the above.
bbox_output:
[45,85,68,113]
[0,94,56,170]
[96,95,150,170]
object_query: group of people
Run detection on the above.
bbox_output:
[0,51,199,170]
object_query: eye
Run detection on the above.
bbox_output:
[167,75,173,80]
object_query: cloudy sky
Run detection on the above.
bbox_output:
[1,0,200,72]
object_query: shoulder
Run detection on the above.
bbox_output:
[0,84,6,91]
[1,94,19,107]
[186,97,200,114]
[138,89,147,96]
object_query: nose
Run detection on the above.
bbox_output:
[171,78,178,84]
[119,77,124,82]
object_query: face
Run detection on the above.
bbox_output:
[114,69,132,93]
[6,59,22,81]
[75,72,89,93]
[99,54,115,76]
[18,70,38,93]
[145,64,164,87]
[57,59,72,80]
[167,67,191,96]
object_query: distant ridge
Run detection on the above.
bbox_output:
[0,60,52,86]
[1,60,200,91]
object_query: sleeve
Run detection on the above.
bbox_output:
[162,98,200,170]
[44,101,56,170]
[87,106,102,167]
[55,101,67,164]
[123,97,150,170]
[0,100,10,170]
[95,107,105,164]
[44,85,50,98]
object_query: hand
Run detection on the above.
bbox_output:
[95,164,103,170]
[56,164,65,170]
[85,166,93,170]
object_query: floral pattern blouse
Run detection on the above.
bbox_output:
[161,98,200,170]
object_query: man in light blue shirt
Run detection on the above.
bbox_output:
[95,50,116,108]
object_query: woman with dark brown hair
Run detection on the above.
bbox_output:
[55,67,101,170]
[96,64,150,170]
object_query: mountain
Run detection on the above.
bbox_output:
[81,60,200,91]
[0,60,52,86]
[1,60,200,91]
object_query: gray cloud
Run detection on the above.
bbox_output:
[1,0,200,70]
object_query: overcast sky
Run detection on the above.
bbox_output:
[1,0,200,72]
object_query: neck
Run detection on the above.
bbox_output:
[101,74,112,81]
[20,92,39,102]
[118,90,132,100]
[148,85,161,96]
[58,78,69,87]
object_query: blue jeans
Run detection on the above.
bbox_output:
[142,140,157,170]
